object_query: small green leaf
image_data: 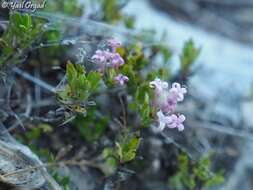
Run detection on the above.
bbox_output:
[170,153,224,190]
[66,62,77,83]
[117,134,140,163]
[180,39,200,75]
[87,71,101,92]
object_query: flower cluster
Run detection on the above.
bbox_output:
[92,38,128,86]
[114,74,129,86]
[150,78,187,131]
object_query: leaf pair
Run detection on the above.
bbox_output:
[65,62,101,101]
[11,13,33,33]
[180,39,201,75]
[57,62,101,114]
[116,135,140,163]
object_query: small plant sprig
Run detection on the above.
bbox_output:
[92,38,129,86]
[169,153,224,190]
[100,0,135,28]
[0,12,41,66]
[180,39,201,77]
[102,130,140,175]
[45,0,84,16]
[56,61,101,115]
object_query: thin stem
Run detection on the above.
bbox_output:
[1,159,99,178]
[13,67,56,93]
[118,94,127,127]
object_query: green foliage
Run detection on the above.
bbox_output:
[44,30,62,42]
[73,109,108,142]
[39,28,65,64]
[0,12,41,66]
[16,124,70,189]
[104,68,117,87]
[101,148,118,176]
[16,123,52,143]
[169,153,224,190]
[153,44,172,64]
[52,172,70,190]
[133,84,153,126]
[11,12,33,33]
[101,0,122,23]
[101,131,140,175]
[193,154,224,188]
[180,39,200,76]
[57,62,101,114]
[115,132,140,163]
[45,0,84,16]
[125,43,149,72]
[123,15,135,29]
[15,123,55,162]
[25,123,53,141]
[98,0,135,28]
[170,154,196,190]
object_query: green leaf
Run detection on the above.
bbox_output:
[180,39,200,75]
[116,134,140,163]
[87,71,101,93]
[66,62,77,83]
[170,153,224,190]
[101,148,118,176]
[74,111,108,142]
[205,173,224,187]
[75,64,86,75]
[57,62,101,114]
[105,68,116,86]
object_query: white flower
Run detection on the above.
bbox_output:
[168,114,186,131]
[169,83,187,102]
[156,110,172,131]
[149,78,168,94]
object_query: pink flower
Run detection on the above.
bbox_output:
[107,38,122,52]
[169,82,187,102]
[91,50,107,63]
[150,80,187,132]
[92,50,113,64]
[168,114,186,131]
[149,78,168,94]
[156,110,172,131]
[111,53,125,68]
[161,94,177,113]
[114,74,129,86]
[92,50,124,70]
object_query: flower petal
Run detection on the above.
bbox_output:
[179,114,186,122]
[177,124,184,131]
[168,122,177,128]
[172,82,181,89]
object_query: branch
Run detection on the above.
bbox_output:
[13,67,56,93]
